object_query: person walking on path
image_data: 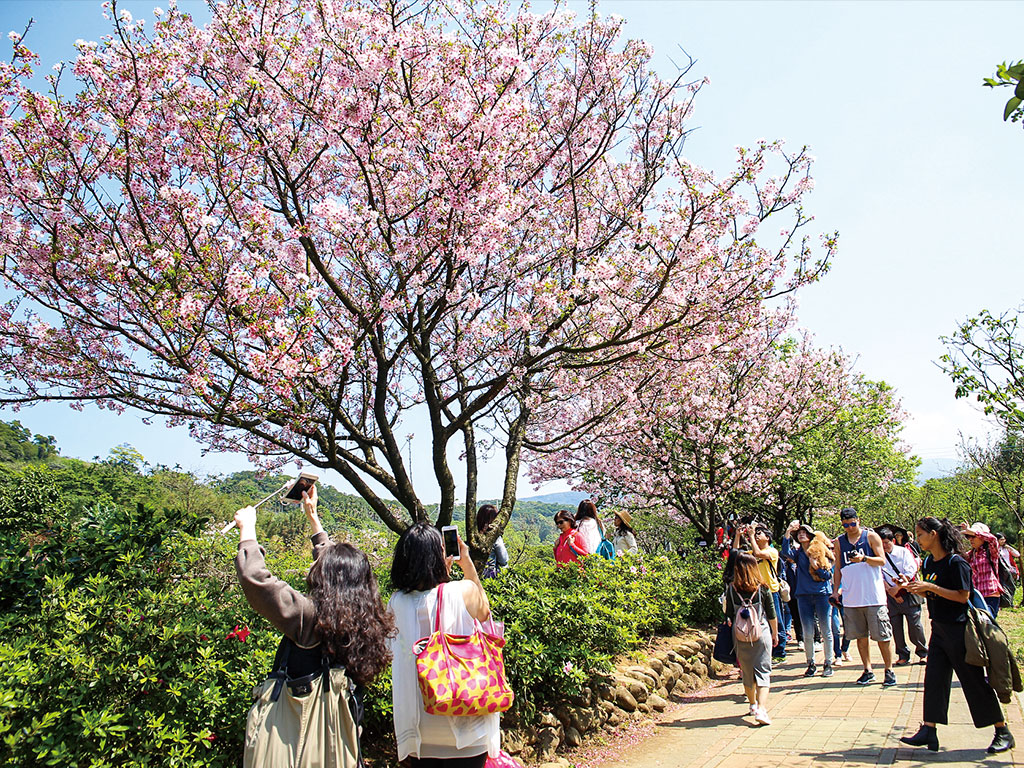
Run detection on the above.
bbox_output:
[779,521,801,647]
[388,523,499,767]
[996,532,1019,606]
[724,552,778,726]
[963,522,1003,617]
[794,524,834,677]
[832,508,896,687]
[746,524,786,660]
[877,526,928,666]
[900,516,1015,755]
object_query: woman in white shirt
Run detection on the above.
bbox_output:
[388,523,499,767]
[575,499,603,554]
[612,510,639,555]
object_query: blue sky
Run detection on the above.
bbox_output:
[1,0,1023,499]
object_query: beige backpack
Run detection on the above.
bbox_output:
[244,639,362,768]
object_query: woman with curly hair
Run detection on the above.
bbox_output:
[232,485,395,718]
[388,522,498,767]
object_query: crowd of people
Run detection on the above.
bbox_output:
[719,508,1017,754]
[227,484,1020,766]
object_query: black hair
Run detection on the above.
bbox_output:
[576,499,598,521]
[554,509,575,527]
[876,526,895,541]
[755,525,772,543]
[613,513,634,535]
[476,504,498,533]
[840,507,858,521]
[307,542,396,685]
[915,517,967,556]
[390,522,450,593]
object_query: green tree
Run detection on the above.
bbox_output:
[762,379,919,532]
[0,419,59,462]
[984,60,1024,127]
[940,308,1024,428]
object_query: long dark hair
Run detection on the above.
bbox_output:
[476,504,498,533]
[576,499,598,522]
[307,542,396,685]
[916,517,967,556]
[390,522,450,593]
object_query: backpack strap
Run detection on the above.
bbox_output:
[269,637,293,702]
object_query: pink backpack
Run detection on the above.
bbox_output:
[731,587,762,644]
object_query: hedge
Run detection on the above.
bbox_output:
[0,504,722,767]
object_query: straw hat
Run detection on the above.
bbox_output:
[613,510,633,528]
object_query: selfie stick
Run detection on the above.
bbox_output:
[220,482,289,534]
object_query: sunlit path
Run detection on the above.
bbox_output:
[605,656,1023,768]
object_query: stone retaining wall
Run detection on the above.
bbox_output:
[502,630,718,765]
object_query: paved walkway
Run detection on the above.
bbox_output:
[607,652,1024,768]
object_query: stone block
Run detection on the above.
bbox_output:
[648,694,668,712]
[535,727,561,762]
[613,685,637,712]
[563,726,583,749]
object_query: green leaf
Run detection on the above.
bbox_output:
[1016,79,1024,100]
[1004,97,1021,121]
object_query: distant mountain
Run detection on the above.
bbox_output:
[521,490,588,506]
[917,458,960,483]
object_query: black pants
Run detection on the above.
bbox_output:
[409,754,487,768]
[923,621,1003,728]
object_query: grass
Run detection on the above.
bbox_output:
[998,604,1024,664]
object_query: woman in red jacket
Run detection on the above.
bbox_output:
[553,509,588,565]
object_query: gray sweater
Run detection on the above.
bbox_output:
[234,531,331,649]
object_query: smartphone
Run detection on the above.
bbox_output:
[282,471,319,504]
[441,525,459,558]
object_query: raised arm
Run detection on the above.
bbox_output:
[454,534,491,623]
[234,504,322,647]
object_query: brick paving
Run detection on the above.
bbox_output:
[607,651,1024,768]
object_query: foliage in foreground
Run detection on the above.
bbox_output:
[0,477,722,767]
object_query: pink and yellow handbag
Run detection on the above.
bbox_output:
[414,583,514,716]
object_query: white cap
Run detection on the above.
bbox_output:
[967,522,991,535]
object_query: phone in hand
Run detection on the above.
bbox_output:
[282,472,319,504]
[441,525,459,558]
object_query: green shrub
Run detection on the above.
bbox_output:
[0,494,722,765]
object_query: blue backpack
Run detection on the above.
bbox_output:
[596,537,616,560]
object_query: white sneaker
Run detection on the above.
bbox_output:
[748,703,757,717]
[755,706,772,726]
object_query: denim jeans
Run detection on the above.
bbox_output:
[985,595,1001,617]
[796,593,834,665]
[772,590,788,656]
[831,603,849,657]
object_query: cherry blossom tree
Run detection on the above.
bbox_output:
[0,0,834,560]
[528,322,851,542]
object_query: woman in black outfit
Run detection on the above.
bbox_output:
[900,517,1014,754]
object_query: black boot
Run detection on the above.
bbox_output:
[988,726,1015,754]
[900,724,939,751]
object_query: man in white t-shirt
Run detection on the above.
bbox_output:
[877,526,928,665]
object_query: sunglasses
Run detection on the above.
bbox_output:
[842,521,858,528]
